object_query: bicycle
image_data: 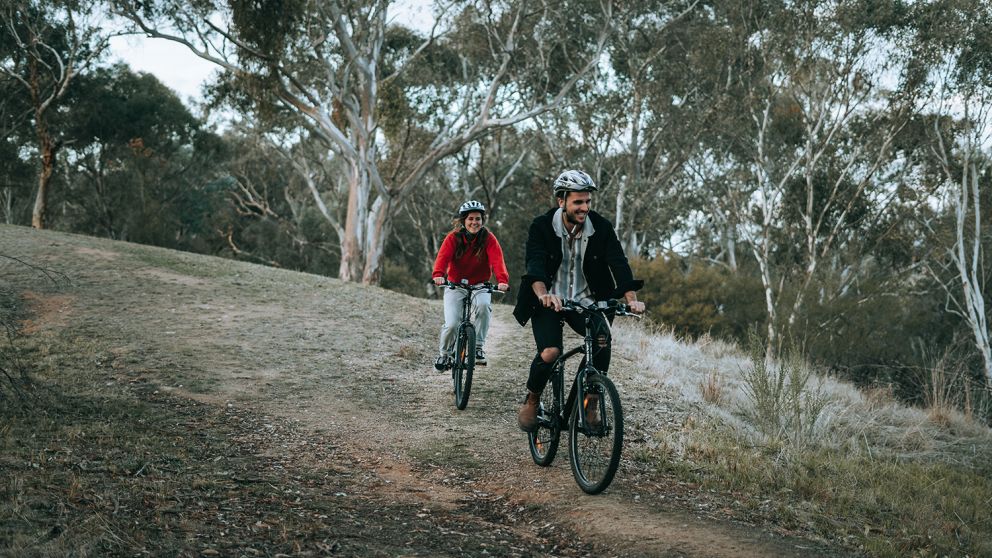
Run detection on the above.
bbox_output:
[438,279,503,410]
[526,298,640,494]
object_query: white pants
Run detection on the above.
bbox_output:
[438,287,492,356]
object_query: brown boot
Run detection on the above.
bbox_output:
[517,390,541,432]
[584,393,601,428]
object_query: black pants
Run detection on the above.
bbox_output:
[526,305,613,394]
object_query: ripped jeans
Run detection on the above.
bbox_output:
[525,305,613,394]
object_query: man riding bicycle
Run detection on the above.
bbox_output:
[513,170,645,432]
[433,200,510,370]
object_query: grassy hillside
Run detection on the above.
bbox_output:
[2,224,992,557]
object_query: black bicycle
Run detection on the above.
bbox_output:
[527,298,639,494]
[439,280,502,410]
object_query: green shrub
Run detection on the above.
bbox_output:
[631,255,765,340]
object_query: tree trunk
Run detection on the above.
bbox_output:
[752,241,777,361]
[31,136,57,229]
[954,162,992,388]
[362,196,393,285]
[339,162,369,283]
[616,87,642,249]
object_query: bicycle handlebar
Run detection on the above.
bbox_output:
[433,279,506,294]
[561,298,641,318]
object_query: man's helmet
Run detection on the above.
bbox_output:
[459,200,486,216]
[553,170,597,196]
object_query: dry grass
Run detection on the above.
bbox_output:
[699,371,723,404]
[611,319,992,557]
[5,224,991,557]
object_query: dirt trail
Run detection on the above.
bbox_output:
[6,226,845,557]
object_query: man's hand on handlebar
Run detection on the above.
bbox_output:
[433,277,445,286]
[624,291,645,314]
[539,293,563,312]
[497,282,509,292]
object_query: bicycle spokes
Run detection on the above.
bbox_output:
[569,374,623,495]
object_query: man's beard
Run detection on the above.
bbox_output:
[564,211,584,227]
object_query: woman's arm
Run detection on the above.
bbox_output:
[432,233,456,279]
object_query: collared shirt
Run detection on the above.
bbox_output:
[550,207,596,305]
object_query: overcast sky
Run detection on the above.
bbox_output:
[108,35,217,104]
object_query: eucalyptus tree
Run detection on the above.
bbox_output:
[914,0,992,387]
[601,0,726,256]
[59,64,226,246]
[0,0,108,229]
[216,125,345,273]
[701,0,920,356]
[524,1,728,257]
[114,0,615,284]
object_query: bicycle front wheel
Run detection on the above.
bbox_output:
[528,385,561,466]
[568,374,623,494]
[453,324,476,410]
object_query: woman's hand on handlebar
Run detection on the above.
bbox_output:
[497,282,509,292]
[433,277,445,286]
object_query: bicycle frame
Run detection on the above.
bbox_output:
[528,298,639,493]
[543,300,627,433]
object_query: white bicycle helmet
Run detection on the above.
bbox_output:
[553,169,597,196]
[459,200,486,216]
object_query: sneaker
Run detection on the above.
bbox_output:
[475,348,487,366]
[434,354,452,372]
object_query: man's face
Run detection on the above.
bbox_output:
[559,192,592,226]
[463,212,484,233]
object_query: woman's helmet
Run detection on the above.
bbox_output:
[553,170,597,196]
[459,200,486,216]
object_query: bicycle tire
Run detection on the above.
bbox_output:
[568,373,623,494]
[528,382,561,466]
[453,324,476,410]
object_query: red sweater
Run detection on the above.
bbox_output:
[432,230,510,285]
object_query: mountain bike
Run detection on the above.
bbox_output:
[440,280,502,410]
[527,298,639,494]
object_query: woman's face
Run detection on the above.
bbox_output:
[463,212,484,234]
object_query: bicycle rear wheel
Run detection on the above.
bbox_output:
[528,385,560,466]
[453,324,476,410]
[568,373,623,494]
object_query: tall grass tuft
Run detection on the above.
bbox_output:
[737,334,827,453]
[918,344,992,425]
[699,371,723,404]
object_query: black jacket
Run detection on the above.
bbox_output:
[512,208,643,326]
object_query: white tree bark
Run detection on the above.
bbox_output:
[710,12,913,358]
[930,94,992,388]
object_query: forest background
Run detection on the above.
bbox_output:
[4,0,992,416]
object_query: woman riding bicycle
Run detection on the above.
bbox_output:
[432,200,510,371]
